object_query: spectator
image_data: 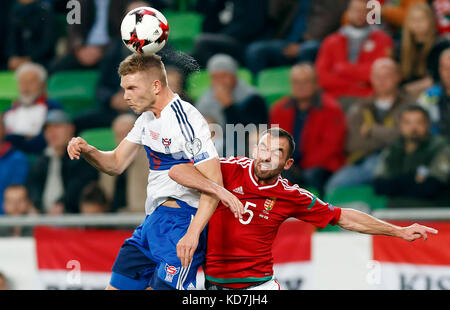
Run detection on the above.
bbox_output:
[373,105,450,205]
[79,182,109,214]
[2,185,36,237]
[195,54,268,156]
[269,63,347,196]
[192,0,269,67]
[245,0,350,75]
[324,58,414,195]
[0,271,9,290]
[99,114,148,213]
[431,0,450,35]
[0,113,28,215]
[418,48,450,142]
[6,0,56,71]
[381,0,425,31]
[315,0,394,99]
[49,0,132,73]
[166,65,193,103]
[3,62,61,154]
[26,110,99,214]
[397,2,436,97]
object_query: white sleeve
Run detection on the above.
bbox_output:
[179,109,218,166]
[125,115,144,145]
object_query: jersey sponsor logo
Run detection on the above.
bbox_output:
[164,264,180,283]
[185,138,202,155]
[149,129,160,140]
[232,186,244,195]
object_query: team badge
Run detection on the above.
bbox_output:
[162,137,171,153]
[164,264,180,283]
[264,198,276,211]
[185,138,202,155]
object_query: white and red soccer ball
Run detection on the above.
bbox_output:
[121,7,169,55]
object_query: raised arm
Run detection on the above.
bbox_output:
[337,208,438,242]
[67,136,140,176]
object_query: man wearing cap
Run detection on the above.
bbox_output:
[195,54,268,157]
[26,110,99,214]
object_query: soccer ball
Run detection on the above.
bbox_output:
[121,7,169,55]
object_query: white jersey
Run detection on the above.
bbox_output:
[125,94,218,214]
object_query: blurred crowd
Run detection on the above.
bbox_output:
[0,0,449,236]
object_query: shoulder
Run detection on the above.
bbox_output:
[321,31,344,46]
[220,156,252,167]
[371,29,393,41]
[277,177,316,200]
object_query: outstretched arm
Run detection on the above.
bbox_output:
[337,208,438,241]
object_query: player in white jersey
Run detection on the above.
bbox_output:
[67,54,242,290]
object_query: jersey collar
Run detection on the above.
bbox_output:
[248,160,280,190]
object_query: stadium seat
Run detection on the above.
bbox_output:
[186,68,253,101]
[324,185,387,211]
[256,67,291,106]
[0,71,18,112]
[79,127,116,152]
[47,70,99,117]
[162,11,203,53]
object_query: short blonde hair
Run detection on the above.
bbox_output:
[118,53,167,86]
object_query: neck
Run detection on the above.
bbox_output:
[53,146,66,157]
[376,91,397,102]
[404,141,419,154]
[149,88,175,118]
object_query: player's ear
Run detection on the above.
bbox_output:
[283,158,294,171]
[152,80,162,94]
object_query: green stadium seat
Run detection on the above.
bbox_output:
[79,127,116,152]
[47,70,99,117]
[162,11,203,52]
[256,67,291,106]
[324,185,387,211]
[0,71,18,112]
[186,68,253,101]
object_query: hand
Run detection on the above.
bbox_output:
[75,46,104,66]
[398,223,438,242]
[8,56,31,71]
[360,122,372,137]
[213,85,233,108]
[176,231,199,268]
[110,90,129,112]
[282,43,301,58]
[216,187,244,219]
[67,137,90,160]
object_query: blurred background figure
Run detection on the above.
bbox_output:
[373,105,450,207]
[418,48,450,143]
[0,113,28,215]
[196,54,268,157]
[5,0,56,71]
[166,65,192,103]
[26,110,98,214]
[1,185,36,237]
[98,114,148,213]
[49,0,132,74]
[396,2,436,98]
[3,63,61,154]
[325,58,414,195]
[192,0,268,67]
[79,182,109,214]
[269,63,347,196]
[315,0,393,99]
[245,0,350,76]
[0,271,10,290]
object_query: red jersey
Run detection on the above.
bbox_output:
[205,157,341,288]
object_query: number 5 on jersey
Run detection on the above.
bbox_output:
[239,202,257,225]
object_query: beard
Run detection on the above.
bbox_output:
[253,160,285,181]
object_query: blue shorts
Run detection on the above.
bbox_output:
[110,200,207,290]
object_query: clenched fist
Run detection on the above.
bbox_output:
[67,137,91,160]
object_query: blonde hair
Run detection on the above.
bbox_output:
[118,53,167,86]
[400,2,436,80]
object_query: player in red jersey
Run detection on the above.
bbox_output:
[169,128,438,290]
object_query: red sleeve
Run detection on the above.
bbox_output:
[219,157,244,188]
[291,191,342,228]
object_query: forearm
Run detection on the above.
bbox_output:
[81,146,122,176]
[338,208,402,238]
